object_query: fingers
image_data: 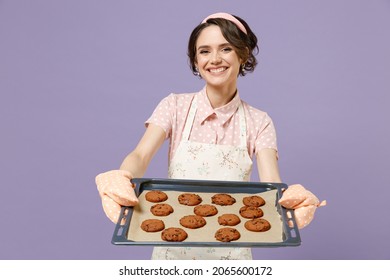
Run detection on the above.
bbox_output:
[286,210,294,228]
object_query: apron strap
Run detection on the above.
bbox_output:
[238,101,247,147]
[182,96,197,141]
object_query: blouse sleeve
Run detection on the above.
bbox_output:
[254,113,278,156]
[145,94,176,139]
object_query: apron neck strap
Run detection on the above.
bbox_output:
[237,103,247,147]
[182,96,198,140]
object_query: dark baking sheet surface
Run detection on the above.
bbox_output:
[111,178,301,247]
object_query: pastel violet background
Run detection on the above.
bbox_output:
[0,0,389,260]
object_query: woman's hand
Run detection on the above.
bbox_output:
[95,170,139,223]
[279,184,326,229]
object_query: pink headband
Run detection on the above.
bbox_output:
[201,12,247,34]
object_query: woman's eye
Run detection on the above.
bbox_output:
[222,47,232,52]
[199,50,209,54]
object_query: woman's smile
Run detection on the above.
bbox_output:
[208,66,228,74]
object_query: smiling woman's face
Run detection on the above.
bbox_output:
[195,25,242,93]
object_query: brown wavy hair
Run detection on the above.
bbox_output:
[187,15,259,76]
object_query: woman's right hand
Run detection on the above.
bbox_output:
[95,170,139,223]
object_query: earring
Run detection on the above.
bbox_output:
[195,67,200,76]
[240,63,246,74]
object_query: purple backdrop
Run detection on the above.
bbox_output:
[0,0,389,260]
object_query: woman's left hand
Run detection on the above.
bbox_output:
[278,184,326,229]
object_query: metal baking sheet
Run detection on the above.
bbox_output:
[111,178,301,247]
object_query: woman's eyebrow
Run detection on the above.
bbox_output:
[197,43,232,50]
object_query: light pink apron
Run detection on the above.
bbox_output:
[151,96,253,260]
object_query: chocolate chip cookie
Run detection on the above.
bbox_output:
[145,190,168,203]
[244,218,271,232]
[217,214,241,226]
[140,219,165,232]
[215,227,241,242]
[179,215,207,229]
[161,227,188,242]
[193,204,218,217]
[242,195,265,207]
[150,203,174,216]
[211,193,236,206]
[178,193,202,206]
[239,206,264,219]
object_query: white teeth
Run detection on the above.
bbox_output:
[209,67,226,73]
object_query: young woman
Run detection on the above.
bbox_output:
[96,12,325,260]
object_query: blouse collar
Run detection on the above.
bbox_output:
[196,87,241,125]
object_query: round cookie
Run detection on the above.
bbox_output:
[161,227,188,242]
[193,204,218,217]
[244,218,271,232]
[178,193,202,206]
[179,215,206,229]
[145,190,168,203]
[215,227,241,242]
[239,206,264,219]
[211,193,236,206]
[242,195,265,207]
[150,203,174,216]
[217,214,241,226]
[140,219,165,232]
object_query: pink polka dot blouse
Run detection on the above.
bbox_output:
[145,87,278,162]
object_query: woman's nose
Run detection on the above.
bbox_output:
[210,51,222,64]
